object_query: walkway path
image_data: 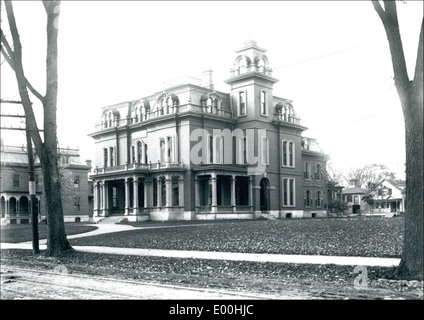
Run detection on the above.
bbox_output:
[0,223,401,267]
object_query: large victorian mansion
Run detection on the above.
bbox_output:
[89,40,329,221]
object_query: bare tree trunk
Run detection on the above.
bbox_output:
[2,0,73,256]
[372,1,423,280]
[397,79,423,280]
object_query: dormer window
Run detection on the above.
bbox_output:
[166,97,171,114]
[134,107,139,122]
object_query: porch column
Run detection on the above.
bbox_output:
[144,179,149,213]
[231,175,236,213]
[166,176,172,207]
[178,177,184,208]
[194,178,199,214]
[133,177,139,215]
[211,173,217,213]
[124,178,130,215]
[157,179,162,207]
[248,176,253,213]
[101,181,107,217]
[93,182,99,217]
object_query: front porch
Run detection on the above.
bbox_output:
[194,172,253,216]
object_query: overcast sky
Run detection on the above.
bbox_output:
[1,1,423,179]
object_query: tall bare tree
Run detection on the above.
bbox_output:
[371,1,423,280]
[342,164,396,188]
[1,0,73,256]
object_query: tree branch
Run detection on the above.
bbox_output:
[0,29,15,67]
[1,45,15,69]
[3,0,44,152]
[42,0,60,14]
[371,1,386,21]
[413,18,423,83]
[372,1,410,100]
[1,26,45,103]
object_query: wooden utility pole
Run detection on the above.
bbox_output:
[1,101,40,254]
[26,126,39,254]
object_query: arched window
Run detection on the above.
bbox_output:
[109,147,114,167]
[104,114,108,128]
[261,91,267,115]
[137,141,142,164]
[167,136,172,162]
[260,57,267,73]
[238,91,246,116]
[134,106,139,122]
[166,97,171,114]
[144,143,148,164]
[131,145,136,163]
[207,97,213,113]
[10,197,17,213]
[160,139,165,163]
[144,106,150,120]
[103,148,108,167]
[288,141,294,167]
[282,140,295,168]
[158,99,164,116]
[108,112,112,127]
[236,56,246,75]
[282,177,296,207]
[213,98,219,114]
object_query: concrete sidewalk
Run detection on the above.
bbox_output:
[0,223,401,267]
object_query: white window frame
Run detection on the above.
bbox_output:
[260,90,267,116]
[103,148,108,167]
[304,190,312,207]
[304,162,312,180]
[282,177,296,207]
[238,91,247,117]
[159,138,165,163]
[166,136,173,162]
[282,140,295,168]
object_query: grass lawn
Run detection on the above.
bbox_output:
[70,216,404,258]
[2,216,421,299]
[0,223,98,243]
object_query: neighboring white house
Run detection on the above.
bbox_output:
[371,179,405,215]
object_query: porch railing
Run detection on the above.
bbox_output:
[93,161,185,174]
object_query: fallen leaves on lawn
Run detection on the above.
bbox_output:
[70,217,404,258]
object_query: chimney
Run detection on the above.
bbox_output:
[201,68,214,90]
[85,160,92,169]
